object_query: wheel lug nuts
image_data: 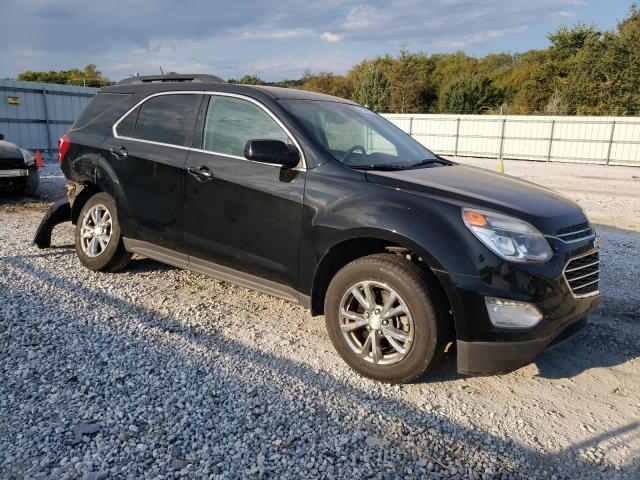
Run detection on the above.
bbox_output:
[382,320,388,326]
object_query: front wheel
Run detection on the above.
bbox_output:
[74,192,132,272]
[324,254,447,383]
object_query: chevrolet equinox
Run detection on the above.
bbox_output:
[35,74,601,383]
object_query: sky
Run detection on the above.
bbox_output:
[0,0,634,82]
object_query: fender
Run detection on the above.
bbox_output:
[300,161,493,293]
[65,150,133,234]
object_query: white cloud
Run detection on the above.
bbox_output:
[320,32,344,42]
[431,26,529,49]
[342,5,386,29]
[239,28,309,40]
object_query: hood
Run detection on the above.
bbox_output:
[0,140,26,168]
[365,163,587,234]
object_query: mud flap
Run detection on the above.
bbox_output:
[33,198,72,248]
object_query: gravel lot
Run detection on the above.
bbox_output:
[1,159,638,480]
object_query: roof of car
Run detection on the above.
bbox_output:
[100,75,357,105]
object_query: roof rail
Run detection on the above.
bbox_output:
[117,74,226,85]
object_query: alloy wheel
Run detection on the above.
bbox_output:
[339,280,415,365]
[80,204,113,258]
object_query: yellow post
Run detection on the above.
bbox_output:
[498,157,504,174]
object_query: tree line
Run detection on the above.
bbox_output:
[232,5,640,116]
[16,64,111,88]
[15,4,640,115]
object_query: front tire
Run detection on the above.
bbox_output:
[74,192,132,272]
[325,254,446,383]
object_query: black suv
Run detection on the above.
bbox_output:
[35,74,600,383]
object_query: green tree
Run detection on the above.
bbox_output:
[388,49,434,113]
[228,74,265,85]
[496,50,556,113]
[439,75,503,114]
[350,61,391,112]
[553,4,640,115]
[300,70,351,99]
[547,23,602,62]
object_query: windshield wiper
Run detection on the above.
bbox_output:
[406,159,448,169]
[349,164,410,171]
[350,159,449,171]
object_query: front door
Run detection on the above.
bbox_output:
[183,94,306,290]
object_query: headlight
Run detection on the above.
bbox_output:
[462,208,552,263]
[20,148,35,166]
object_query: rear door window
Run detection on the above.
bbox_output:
[129,94,200,147]
[202,95,289,157]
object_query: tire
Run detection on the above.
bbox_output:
[324,253,447,383]
[74,192,132,272]
[25,167,40,195]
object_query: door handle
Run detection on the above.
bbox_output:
[187,165,214,182]
[110,146,128,159]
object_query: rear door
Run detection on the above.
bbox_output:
[183,94,306,290]
[106,93,202,252]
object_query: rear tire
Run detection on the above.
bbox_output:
[324,254,446,383]
[74,192,132,272]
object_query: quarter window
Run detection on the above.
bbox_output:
[202,96,289,157]
[115,106,139,137]
[125,94,200,146]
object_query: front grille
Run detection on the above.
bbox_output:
[564,251,600,297]
[555,222,595,242]
[0,160,25,169]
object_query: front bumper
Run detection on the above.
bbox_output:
[457,316,591,375]
[434,234,601,375]
[0,168,28,177]
[33,198,71,248]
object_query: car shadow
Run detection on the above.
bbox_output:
[3,252,639,478]
[14,224,640,386]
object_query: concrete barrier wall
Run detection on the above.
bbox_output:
[381,114,640,167]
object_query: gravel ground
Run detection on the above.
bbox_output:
[0,160,638,480]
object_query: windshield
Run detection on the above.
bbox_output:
[279,99,447,170]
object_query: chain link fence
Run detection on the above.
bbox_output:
[382,114,640,167]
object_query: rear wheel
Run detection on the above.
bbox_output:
[74,192,132,272]
[325,254,446,383]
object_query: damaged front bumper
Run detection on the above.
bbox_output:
[33,198,71,248]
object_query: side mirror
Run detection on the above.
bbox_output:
[244,139,300,168]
